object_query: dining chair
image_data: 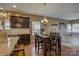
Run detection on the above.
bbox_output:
[35,34,43,54]
[49,32,61,56]
[57,36,61,56]
[48,35,57,56]
[10,48,25,56]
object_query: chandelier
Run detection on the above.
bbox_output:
[41,17,48,23]
[41,3,48,23]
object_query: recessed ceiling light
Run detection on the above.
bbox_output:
[13,5,16,8]
[0,7,3,10]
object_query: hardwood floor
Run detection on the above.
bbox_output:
[13,42,79,56]
[0,34,79,56]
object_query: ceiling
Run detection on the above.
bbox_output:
[0,3,79,20]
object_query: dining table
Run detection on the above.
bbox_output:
[36,33,61,56]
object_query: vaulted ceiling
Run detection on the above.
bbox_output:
[0,3,79,20]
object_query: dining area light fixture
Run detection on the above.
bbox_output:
[41,17,48,23]
[41,3,48,23]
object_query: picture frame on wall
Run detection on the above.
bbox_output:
[10,16,30,28]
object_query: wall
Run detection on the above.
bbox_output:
[44,17,69,33]
[28,14,69,34]
[71,19,79,24]
[0,10,70,41]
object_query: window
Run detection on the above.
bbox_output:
[67,23,79,33]
[72,24,79,33]
[32,22,41,35]
[67,24,71,32]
